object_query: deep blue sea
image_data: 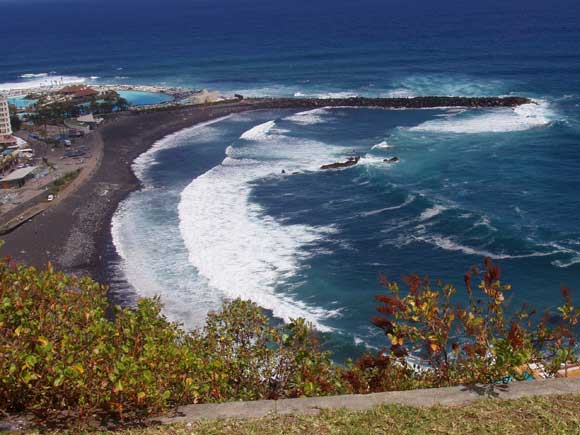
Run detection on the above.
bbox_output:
[2,0,580,357]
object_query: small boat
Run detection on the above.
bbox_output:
[320,156,360,170]
[384,157,400,164]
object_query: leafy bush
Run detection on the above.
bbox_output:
[196,302,342,401]
[367,258,579,387]
[0,259,342,424]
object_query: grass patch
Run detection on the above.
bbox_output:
[40,394,580,435]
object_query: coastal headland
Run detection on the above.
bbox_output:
[0,95,533,291]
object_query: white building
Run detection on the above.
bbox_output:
[0,97,12,136]
[0,97,16,148]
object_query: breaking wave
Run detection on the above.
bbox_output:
[240,120,276,141]
[409,102,555,134]
[19,73,49,78]
[133,116,231,182]
[371,140,392,150]
[178,120,345,331]
[0,74,91,91]
[285,108,330,125]
[419,205,448,221]
[111,116,234,329]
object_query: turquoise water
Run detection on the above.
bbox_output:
[7,92,171,109]
[8,95,37,109]
[117,91,173,106]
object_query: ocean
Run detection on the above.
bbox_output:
[2,0,580,358]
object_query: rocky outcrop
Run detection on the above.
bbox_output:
[320,156,360,170]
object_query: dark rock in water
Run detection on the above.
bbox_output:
[384,157,400,163]
[321,156,360,170]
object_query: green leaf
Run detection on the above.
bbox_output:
[53,375,65,387]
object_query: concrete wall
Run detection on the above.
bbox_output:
[156,377,580,424]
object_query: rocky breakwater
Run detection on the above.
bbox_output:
[249,96,534,110]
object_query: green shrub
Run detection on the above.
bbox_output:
[368,258,579,387]
[197,301,342,401]
[0,259,342,424]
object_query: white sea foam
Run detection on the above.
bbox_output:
[0,75,89,91]
[359,195,416,217]
[552,257,580,268]
[111,191,227,330]
[387,75,508,98]
[228,85,303,98]
[234,75,505,100]
[111,200,165,299]
[285,108,330,125]
[544,242,580,268]
[112,116,235,329]
[385,89,417,98]
[409,102,554,134]
[132,115,232,182]
[240,120,276,141]
[416,235,558,260]
[474,215,497,231]
[179,121,345,331]
[360,154,396,167]
[419,205,447,221]
[293,91,359,99]
[19,73,48,78]
[371,140,392,150]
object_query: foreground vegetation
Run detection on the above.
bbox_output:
[0,254,578,428]
[34,395,580,435]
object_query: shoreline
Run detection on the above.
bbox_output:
[0,99,264,284]
[0,96,533,302]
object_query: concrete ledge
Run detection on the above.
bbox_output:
[156,377,580,424]
[161,400,277,423]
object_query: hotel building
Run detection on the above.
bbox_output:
[0,97,16,148]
